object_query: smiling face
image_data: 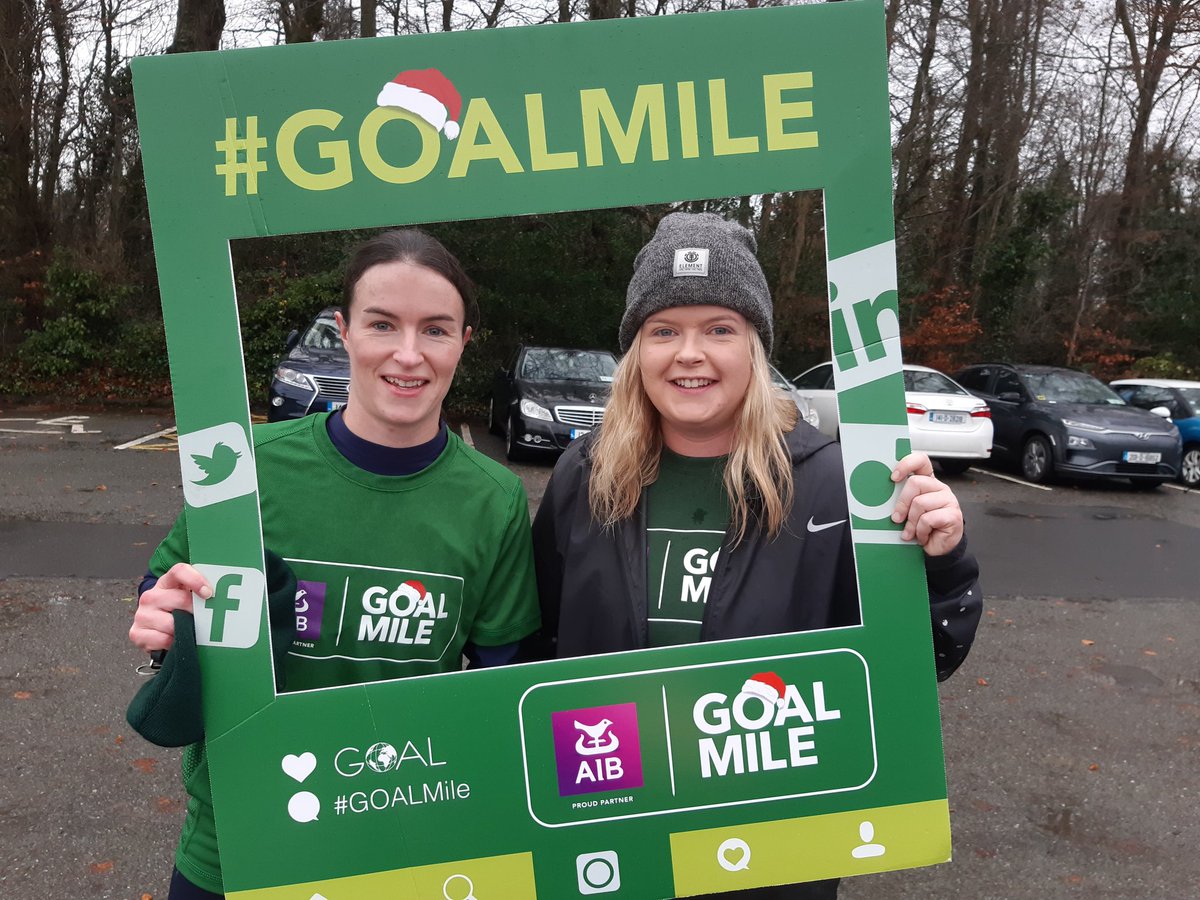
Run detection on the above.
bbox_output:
[336,260,471,448]
[638,305,754,456]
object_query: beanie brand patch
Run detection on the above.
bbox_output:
[673,247,710,277]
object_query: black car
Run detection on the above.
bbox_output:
[954,363,1181,487]
[267,307,351,422]
[489,346,618,460]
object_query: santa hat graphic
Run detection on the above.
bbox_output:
[376,68,463,140]
[740,672,787,708]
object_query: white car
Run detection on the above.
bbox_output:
[791,362,993,474]
[768,364,820,431]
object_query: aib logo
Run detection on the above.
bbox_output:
[178,422,256,508]
[551,702,643,797]
[193,564,266,648]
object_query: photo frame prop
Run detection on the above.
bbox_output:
[131,2,952,895]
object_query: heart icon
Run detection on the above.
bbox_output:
[282,752,317,783]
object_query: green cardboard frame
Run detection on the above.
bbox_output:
[132,3,951,896]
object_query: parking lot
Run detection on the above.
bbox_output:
[1,409,1197,898]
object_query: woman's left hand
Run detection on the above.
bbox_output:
[890,452,964,557]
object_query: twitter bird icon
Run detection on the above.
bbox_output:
[191,441,242,486]
[179,422,256,508]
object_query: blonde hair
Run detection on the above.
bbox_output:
[589,329,798,543]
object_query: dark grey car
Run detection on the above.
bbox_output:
[954,363,1181,488]
[489,346,618,461]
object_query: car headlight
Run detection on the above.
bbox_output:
[1066,435,1094,449]
[1062,418,1105,432]
[274,366,314,391]
[519,398,553,422]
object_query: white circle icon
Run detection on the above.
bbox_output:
[287,791,320,823]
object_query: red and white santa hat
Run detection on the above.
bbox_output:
[376,68,462,140]
[740,672,787,708]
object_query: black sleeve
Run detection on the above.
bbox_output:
[126,551,297,747]
[922,533,982,681]
[530,467,567,661]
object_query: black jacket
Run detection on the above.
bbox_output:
[532,424,981,680]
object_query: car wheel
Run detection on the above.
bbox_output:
[936,458,973,476]
[487,397,502,436]
[1181,444,1200,488]
[505,415,526,462]
[1020,435,1053,483]
[1128,478,1165,491]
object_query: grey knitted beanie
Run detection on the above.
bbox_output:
[619,212,773,353]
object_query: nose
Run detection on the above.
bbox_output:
[675,329,705,364]
[390,330,423,368]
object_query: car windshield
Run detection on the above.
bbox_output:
[300,315,344,351]
[904,370,966,395]
[1176,386,1200,414]
[1023,371,1125,404]
[520,348,617,382]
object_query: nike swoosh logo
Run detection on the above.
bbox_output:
[807,517,847,533]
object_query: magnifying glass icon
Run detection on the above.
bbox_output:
[442,873,478,900]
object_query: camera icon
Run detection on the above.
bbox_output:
[576,850,621,894]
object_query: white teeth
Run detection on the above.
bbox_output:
[384,377,424,388]
[673,378,714,388]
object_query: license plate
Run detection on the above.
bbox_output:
[327,401,346,411]
[929,411,967,425]
[569,428,590,440]
[1123,451,1160,464]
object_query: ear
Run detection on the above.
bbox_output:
[335,310,350,345]
[461,324,473,348]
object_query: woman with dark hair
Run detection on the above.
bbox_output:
[128,228,540,898]
[534,212,981,899]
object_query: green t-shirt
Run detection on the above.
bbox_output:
[645,449,731,647]
[151,413,540,891]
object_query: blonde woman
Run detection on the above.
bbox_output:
[532,212,980,900]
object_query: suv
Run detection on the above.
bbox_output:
[267,307,351,422]
[954,363,1181,487]
[1110,378,1200,487]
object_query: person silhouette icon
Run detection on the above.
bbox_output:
[851,820,886,859]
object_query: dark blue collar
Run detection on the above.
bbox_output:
[325,410,449,476]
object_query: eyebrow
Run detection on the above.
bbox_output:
[359,306,459,324]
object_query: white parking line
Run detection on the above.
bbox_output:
[1164,483,1195,494]
[460,423,475,448]
[113,426,177,450]
[968,467,1054,492]
[0,415,99,435]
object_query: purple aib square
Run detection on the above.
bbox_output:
[294,580,326,641]
[551,702,643,797]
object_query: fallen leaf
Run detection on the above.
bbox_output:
[95,484,107,491]
[12,691,32,700]
[1167,636,1176,642]
[1081,639,1095,647]
[977,678,989,686]
[1003,618,1014,625]
[1143,649,1158,656]
[115,735,124,745]
[1088,763,1100,772]
[985,610,997,618]
[89,861,114,875]
[132,758,158,774]
[142,894,153,900]
[1065,874,1084,885]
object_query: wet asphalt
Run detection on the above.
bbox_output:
[0,409,1197,898]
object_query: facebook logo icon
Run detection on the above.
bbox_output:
[193,564,266,649]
